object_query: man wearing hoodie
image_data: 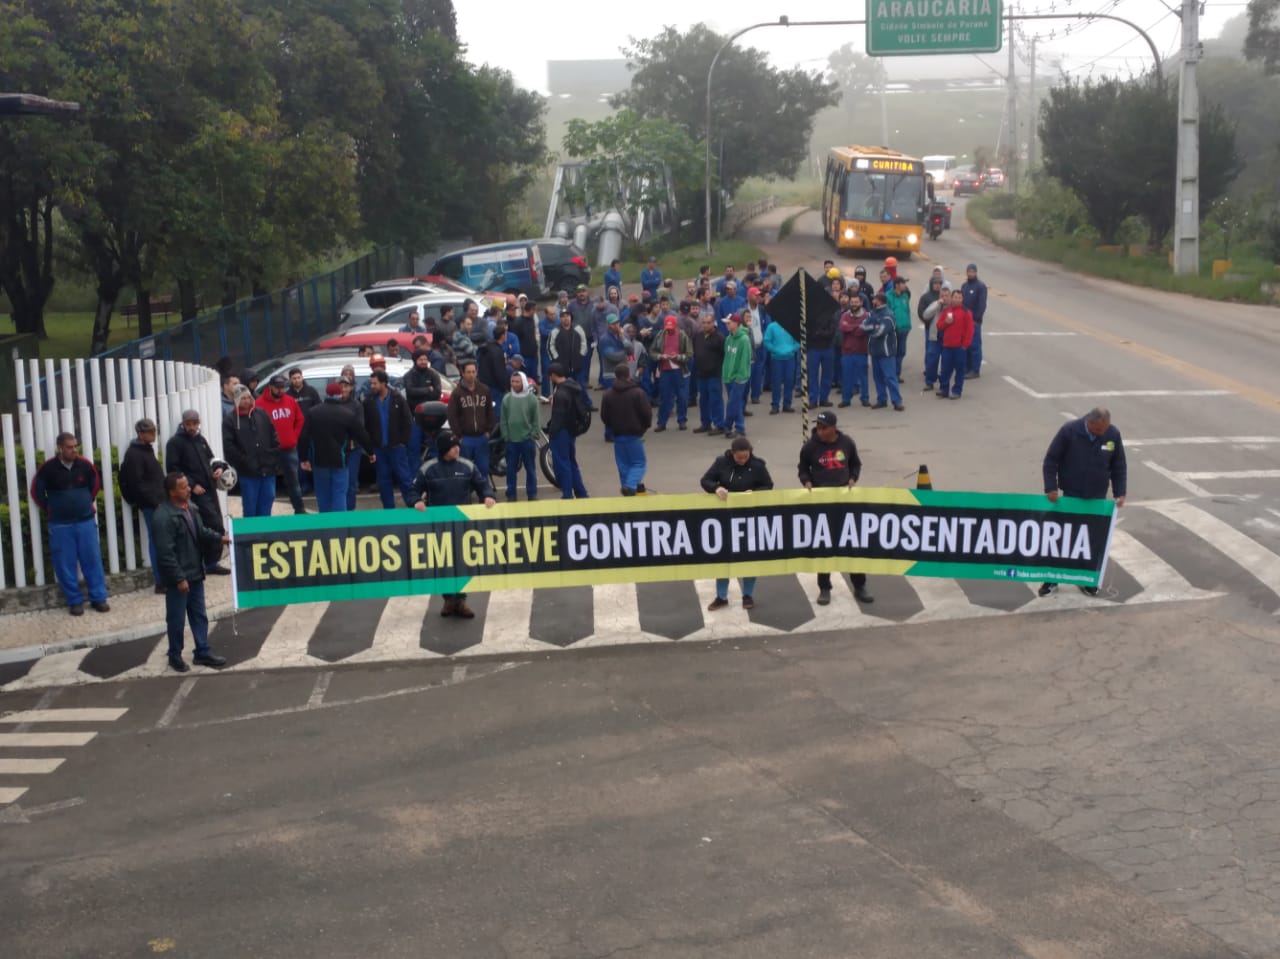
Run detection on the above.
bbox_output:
[650,314,692,432]
[299,381,376,512]
[546,363,589,499]
[917,276,946,392]
[600,364,653,496]
[499,370,542,501]
[763,314,800,414]
[936,288,975,400]
[839,299,871,408]
[886,275,913,384]
[961,262,989,378]
[256,373,307,514]
[165,410,229,574]
[223,386,280,517]
[722,312,753,439]
[119,417,166,590]
[862,293,903,411]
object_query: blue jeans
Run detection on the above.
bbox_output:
[165,578,210,658]
[924,334,942,387]
[939,346,967,396]
[280,446,305,512]
[459,435,490,483]
[408,421,425,467]
[375,444,415,508]
[968,322,983,375]
[724,380,748,433]
[696,376,724,429]
[505,438,538,498]
[750,347,767,402]
[769,356,797,411]
[238,475,275,517]
[140,507,160,586]
[549,429,588,499]
[657,369,687,427]
[806,349,833,406]
[830,342,842,388]
[313,466,349,512]
[840,354,869,405]
[346,450,362,510]
[894,328,910,380]
[49,518,108,608]
[716,576,757,600]
[871,355,902,405]
[613,435,647,491]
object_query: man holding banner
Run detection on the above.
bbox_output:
[799,410,873,606]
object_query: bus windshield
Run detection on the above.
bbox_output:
[842,172,926,224]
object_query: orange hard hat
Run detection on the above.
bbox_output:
[369,353,386,367]
[884,256,899,268]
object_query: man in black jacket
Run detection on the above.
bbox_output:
[286,368,321,416]
[411,431,495,618]
[701,435,774,610]
[299,381,376,513]
[165,410,230,574]
[600,364,652,496]
[154,472,231,672]
[223,386,280,517]
[546,363,589,499]
[362,368,415,508]
[509,299,540,382]
[798,410,873,605]
[403,350,442,465]
[692,313,725,434]
[119,417,166,590]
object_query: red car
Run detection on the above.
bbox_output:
[310,330,432,354]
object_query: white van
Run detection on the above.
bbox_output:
[922,155,958,187]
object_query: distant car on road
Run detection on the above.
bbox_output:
[952,170,984,196]
[982,168,1006,188]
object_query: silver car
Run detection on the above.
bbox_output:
[336,281,450,327]
[334,292,483,334]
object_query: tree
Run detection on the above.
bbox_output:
[1245,0,1280,73]
[611,24,839,228]
[1199,55,1280,199]
[1039,76,1242,247]
[827,44,886,139]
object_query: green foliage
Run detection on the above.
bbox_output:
[1262,211,1280,263]
[611,23,839,228]
[1039,76,1243,246]
[827,45,887,124]
[988,193,1017,218]
[1207,196,1251,258]
[1013,178,1092,241]
[1245,0,1280,73]
[1198,55,1280,199]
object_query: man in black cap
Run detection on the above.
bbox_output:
[411,431,496,619]
[798,410,873,606]
[165,409,230,574]
[299,381,376,513]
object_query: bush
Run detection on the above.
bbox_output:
[1263,212,1280,265]
[988,192,1017,218]
[1015,177,1091,240]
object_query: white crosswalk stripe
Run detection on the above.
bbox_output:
[1148,500,1280,604]
[0,708,126,806]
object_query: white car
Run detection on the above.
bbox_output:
[334,292,485,334]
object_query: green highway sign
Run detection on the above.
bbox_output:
[867,0,1004,56]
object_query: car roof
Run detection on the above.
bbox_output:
[436,239,533,256]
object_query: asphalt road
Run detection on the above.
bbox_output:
[4,204,1280,958]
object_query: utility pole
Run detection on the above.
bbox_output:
[1173,0,1201,275]
[1027,36,1037,175]
[1007,11,1018,192]
[879,80,890,147]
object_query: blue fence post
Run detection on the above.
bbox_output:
[218,309,230,359]
[263,296,274,359]
[239,302,252,365]
[189,318,201,366]
[329,274,338,333]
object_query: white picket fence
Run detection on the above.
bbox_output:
[1,358,224,592]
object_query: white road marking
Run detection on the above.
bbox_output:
[450,665,467,683]
[985,331,1076,336]
[0,787,29,804]
[0,708,127,723]
[1144,460,1212,498]
[1106,529,1221,604]
[1181,470,1280,481]
[474,589,545,654]
[156,678,197,729]
[306,671,332,708]
[1059,411,1075,419]
[1127,436,1280,447]
[1149,500,1280,605]
[24,797,86,816]
[0,758,65,774]
[243,601,331,670]
[0,732,96,747]
[907,577,990,622]
[1003,375,1231,400]
[344,595,439,664]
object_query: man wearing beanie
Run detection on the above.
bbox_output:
[298,381,376,512]
[411,431,496,619]
[403,348,443,464]
[799,410,874,606]
[960,263,988,378]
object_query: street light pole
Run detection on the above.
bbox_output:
[1173,0,1201,275]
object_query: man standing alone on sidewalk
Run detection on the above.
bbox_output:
[600,364,653,496]
[31,432,110,616]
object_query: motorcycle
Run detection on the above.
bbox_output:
[928,211,944,240]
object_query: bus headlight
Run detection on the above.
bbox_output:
[906,233,919,245]
[843,228,855,240]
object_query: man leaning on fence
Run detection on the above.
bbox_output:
[119,417,166,592]
[31,432,110,616]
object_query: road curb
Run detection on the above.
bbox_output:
[0,603,238,665]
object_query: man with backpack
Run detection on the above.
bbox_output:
[545,363,590,500]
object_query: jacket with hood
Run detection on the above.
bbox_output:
[165,427,217,492]
[798,430,862,487]
[255,390,305,450]
[599,377,652,437]
[721,326,752,383]
[548,323,588,374]
[700,451,774,494]
[547,377,585,437]
[402,363,443,409]
[648,326,692,372]
[692,327,725,377]
[499,374,542,443]
[475,340,508,395]
[762,320,800,359]
[937,304,975,349]
[806,309,837,351]
[917,285,943,328]
[961,273,988,323]
[446,379,496,437]
[223,405,280,477]
[886,286,913,333]
[31,455,100,525]
[839,308,870,355]
[119,438,165,509]
[299,396,374,469]
[861,306,898,358]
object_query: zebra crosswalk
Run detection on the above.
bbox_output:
[0,707,127,807]
[4,498,1280,693]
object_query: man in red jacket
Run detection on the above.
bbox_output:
[935,289,974,400]
[256,373,307,512]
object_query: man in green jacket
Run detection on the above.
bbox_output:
[722,312,753,439]
[154,472,231,672]
[886,275,913,383]
[499,370,543,501]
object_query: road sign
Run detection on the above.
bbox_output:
[867,0,1004,56]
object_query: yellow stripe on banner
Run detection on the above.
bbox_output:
[465,557,916,592]
[456,487,923,521]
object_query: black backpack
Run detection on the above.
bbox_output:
[569,385,592,437]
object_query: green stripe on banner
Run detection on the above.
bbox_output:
[232,505,469,533]
[913,490,1115,516]
[234,577,474,609]
[908,561,1101,587]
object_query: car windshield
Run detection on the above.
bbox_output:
[842,172,926,223]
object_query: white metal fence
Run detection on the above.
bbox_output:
[1,358,224,592]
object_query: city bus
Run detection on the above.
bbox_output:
[821,146,929,257]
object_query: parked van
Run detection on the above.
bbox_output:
[921,155,957,188]
[428,240,549,299]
